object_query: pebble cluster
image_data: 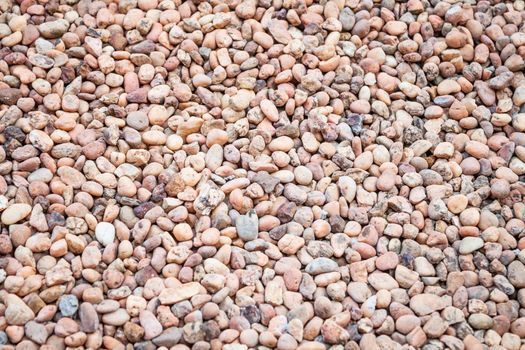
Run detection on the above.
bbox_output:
[0,0,525,349]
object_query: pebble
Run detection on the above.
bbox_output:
[79,302,99,333]
[1,203,32,224]
[102,309,130,326]
[0,88,22,105]
[159,283,202,305]
[236,210,259,241]
[58,295,79,317]
[95,222,115,246]
[140,310,163,339]
[0,332,7,345]
[305,258,339,275]
[338,176,356,203]
[38,19,69,38]
[5,295,35,325]
[459,237,484,254]
[508,261,525,288]
[24,321,48,344]
[410,294,447,316]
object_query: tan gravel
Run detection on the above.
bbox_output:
[0,0,525,349]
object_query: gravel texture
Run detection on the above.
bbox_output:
[0,0,525,349]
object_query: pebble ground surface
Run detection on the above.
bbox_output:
[0,0,525,349]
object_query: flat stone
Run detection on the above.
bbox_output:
[1,203,32,225]
[159,282,203,305]
[153,327,183,347]
[459,237,484,254]
[102,309,130,326]
[368,272,399,290]
[305,258,338,275]
[38,19,69,38]
[410,294,447,316]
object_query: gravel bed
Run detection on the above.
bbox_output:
[0,0,525,349]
